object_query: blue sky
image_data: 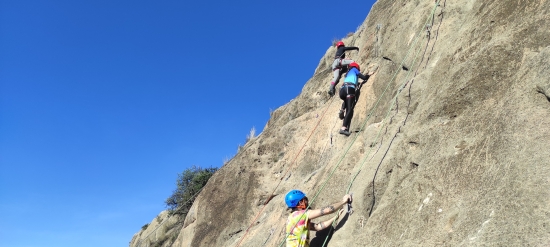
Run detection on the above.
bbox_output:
[0,0,375,246]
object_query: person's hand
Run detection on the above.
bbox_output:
[342,194,352,203]
[368,70,375,76]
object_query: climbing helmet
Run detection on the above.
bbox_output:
[285,190,306,208]
[349,62,360,71]
[336,41,345,47]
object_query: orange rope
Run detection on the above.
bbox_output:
[234,96,336,247]
[235,28,378,247]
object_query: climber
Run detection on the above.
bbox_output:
[285,190,352,247]
[328,41,359,97]
[338,62,372,136]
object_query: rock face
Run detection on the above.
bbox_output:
[131,0,550,246]
[130,211,181,247]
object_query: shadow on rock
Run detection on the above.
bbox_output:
[310,212,350,247]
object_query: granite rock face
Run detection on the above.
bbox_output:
[131,0,550,246]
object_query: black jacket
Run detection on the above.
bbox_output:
[335,46,359,59]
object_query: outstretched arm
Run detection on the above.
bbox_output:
[359,69,376,83]
[307,194,352,220]
[309,209,344,231]
[345,46,359,51]
[358,73,369,81]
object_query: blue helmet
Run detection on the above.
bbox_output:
[285,190,306,207]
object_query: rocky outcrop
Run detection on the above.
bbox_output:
[129,211,181,247]
[132,0,550,246]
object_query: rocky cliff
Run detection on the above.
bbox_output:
[130,0,550,246]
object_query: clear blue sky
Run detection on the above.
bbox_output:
[0,1,375,246]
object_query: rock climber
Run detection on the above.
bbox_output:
[338,62,372,136]
[328,41,359,97]
[285,190,352,247]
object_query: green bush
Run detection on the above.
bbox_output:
[165,165,217,216]
[141,223,150,231]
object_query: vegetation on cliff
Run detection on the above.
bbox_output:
[165,166,217,217]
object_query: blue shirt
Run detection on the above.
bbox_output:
[343,67,361,87]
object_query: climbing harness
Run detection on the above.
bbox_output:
[241,2,444,246]
[347,0,443,195]
[277,29,382,247]
[278,2,444,247]
[233,96,337,247]
[320,2,444,246]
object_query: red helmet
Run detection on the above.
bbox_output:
[336,41,345,47]
[349,62,360,71]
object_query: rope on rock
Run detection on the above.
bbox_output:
[244,2,443,246]
[347,0,442,194]
[275,24,392,247]
[234,96,337,247]
[242,30,375,246]
[271,1,443,246]
[321,2,443,246]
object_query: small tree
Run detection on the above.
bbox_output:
[165,165,217,216]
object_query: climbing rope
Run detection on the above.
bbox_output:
[276,28,385,247]
[233,96,337,247]
[347,0,442,194]
[223,97,295,169]
[225,66,334,170]
[320,2,443,246]
[262,117,339,246]
[306,113,341,182]
[275,2,443,247]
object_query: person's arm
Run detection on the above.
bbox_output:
[359,70,376,83]
[344,46,359,51]
[306,194,352,220]
[308,209,344,231]
[358,73,369,81]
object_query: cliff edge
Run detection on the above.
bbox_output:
[131,0,550,246]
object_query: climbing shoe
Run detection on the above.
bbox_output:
[339,109,345,120]
[339,129,351,136]
[328,86,335,97]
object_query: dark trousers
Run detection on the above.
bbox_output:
[339,85,356,129]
